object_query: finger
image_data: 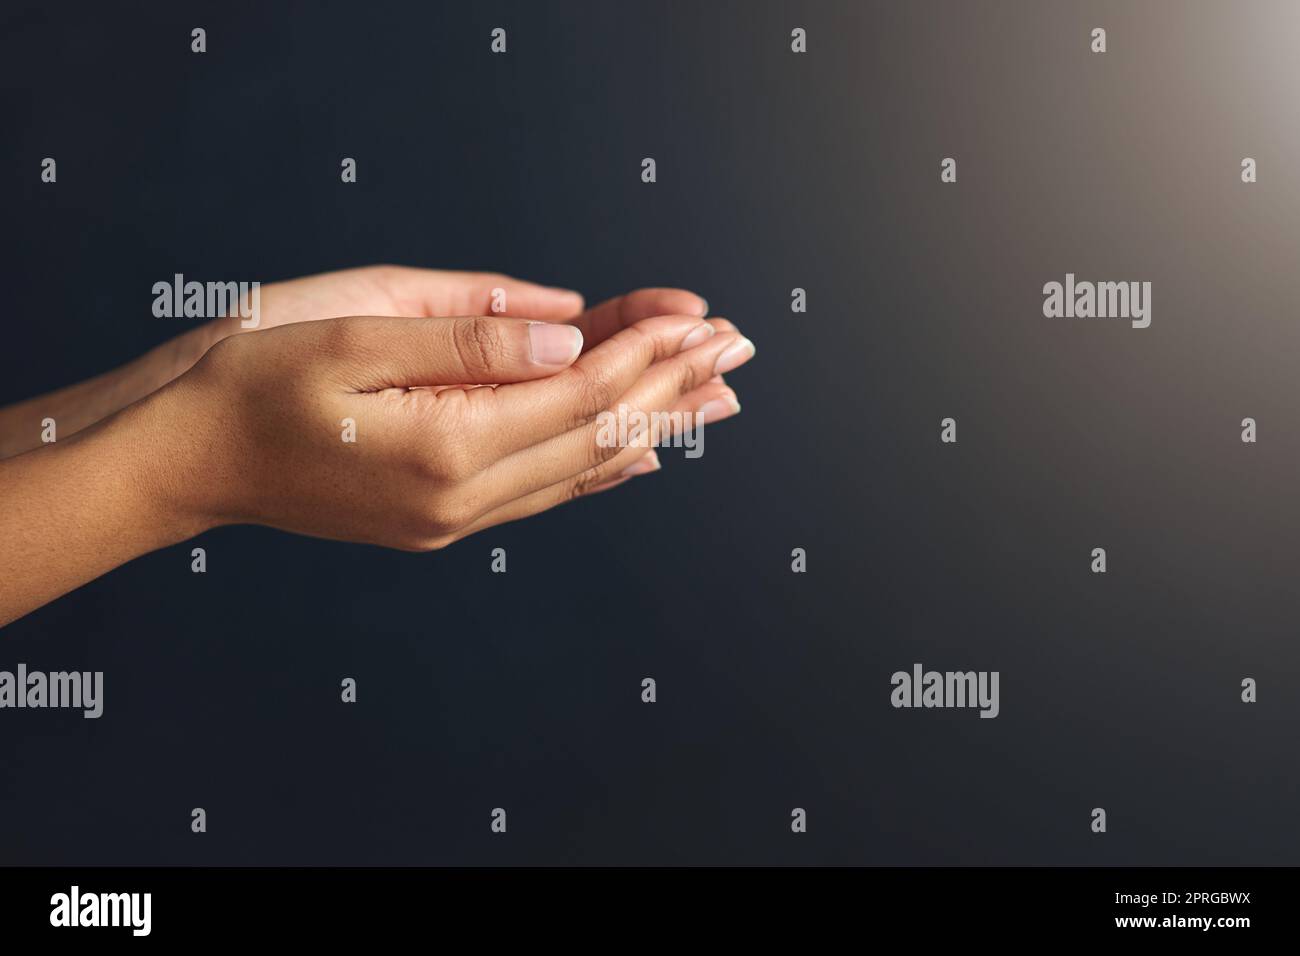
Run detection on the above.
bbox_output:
[456,383,739,535]
[705,320,735,386]
[585,449,662,494]
[378,266,585,320]
[480,339,749,500]
[413,321,729,394]
[617,448,665,478]
[565,288,708,350]
[321,315,585,390]
[470,313,721,456]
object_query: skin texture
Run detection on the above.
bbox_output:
[0,266,754,627]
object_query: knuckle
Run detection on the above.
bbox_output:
[454,317,505,375]
[417,441,476,484]
[639,322,681,364]
[412,454,446,484]
[612,322,663,369]
[563,364,619,427]
[196,331,245,374]
[566,465,611,501]
[584,428,626,470]
[441,446,479,483]
[561,478,586,504]
[621,321,654,354]
[423,496,473,535]
[674,355,703,395]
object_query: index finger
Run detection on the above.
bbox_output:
[376,265,587,320]
[564,288,709,350]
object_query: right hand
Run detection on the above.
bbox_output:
[152,312,754,550]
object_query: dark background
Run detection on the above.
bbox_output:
[2,0,1298,865]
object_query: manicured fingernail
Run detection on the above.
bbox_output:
[621,451,661,477]
[698,297,710,317]
[714,337,755,375]
[698,396,741,424]
[528,322,583,364]
[679,323,715,350]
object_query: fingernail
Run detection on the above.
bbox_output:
[698,297,710,317]
[679,323,715,350]
[698,396,741,424]
[714,337,755,375]
[528,322,583,364]
[621,451,661,477]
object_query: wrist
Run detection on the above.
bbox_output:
[111,379,225,544]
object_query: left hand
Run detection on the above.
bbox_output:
[0,265,713,458]
[209,264,711,358]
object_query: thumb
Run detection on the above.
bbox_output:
[329,315,584,390]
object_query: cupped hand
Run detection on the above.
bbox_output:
[4,265,714,460]
[156,310,754,550]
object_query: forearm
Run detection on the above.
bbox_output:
[0,388,209,627]
[0,321,225,459]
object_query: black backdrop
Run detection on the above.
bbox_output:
[3,0,1298,865]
